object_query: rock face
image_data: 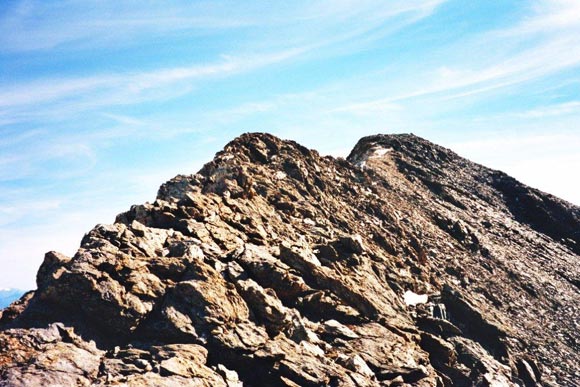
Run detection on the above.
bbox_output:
[1,133,579,386]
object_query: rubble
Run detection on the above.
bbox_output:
[1,133,579,386]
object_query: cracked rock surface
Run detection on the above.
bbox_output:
[1,133,579,386]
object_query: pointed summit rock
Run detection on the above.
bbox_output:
[1,133,579,386]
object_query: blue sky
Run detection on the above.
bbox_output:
[1,0,579,289]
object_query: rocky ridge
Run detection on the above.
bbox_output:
[1,133,579,386]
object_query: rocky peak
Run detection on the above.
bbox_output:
[1,133,579,386]
[350,133,580,255]
[348,134,455,166]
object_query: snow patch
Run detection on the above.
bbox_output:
[372,147,392,157]
[355,146,393,169]
[403,290,428,306]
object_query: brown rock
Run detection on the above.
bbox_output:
[1,133,578,386]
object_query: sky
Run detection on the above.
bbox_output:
[1,0,579,290]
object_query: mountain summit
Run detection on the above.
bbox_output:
[1,133,578,386]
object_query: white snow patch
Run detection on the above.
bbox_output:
[372,147,392,157]
[403,290,428,306]
[355,146,393,169]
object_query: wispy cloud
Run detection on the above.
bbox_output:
[0,199,62,225]
[248,0,448,59]
[323,0,580,110]
[0,53,281,107]
[504,0,580,34]
[0,1,448,130]
[516,101,580,118]
[0,2,254,52]
[0,0,446,52]
[0,49,305,124]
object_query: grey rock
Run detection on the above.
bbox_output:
[1,133,578,386]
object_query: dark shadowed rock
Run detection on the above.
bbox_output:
[1,132,579,386]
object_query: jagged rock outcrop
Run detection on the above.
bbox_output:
[1,133,579,386]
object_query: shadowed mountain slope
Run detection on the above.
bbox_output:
[1,133,578,386]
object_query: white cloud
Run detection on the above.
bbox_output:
[0,0,449,130]
[403,36,580,102]
[0,136,98,182]
[320,0,580,108]
[516,101,580,118]
[0,51,296,109]
[0,2,253,52]
[514,0,580,33]
[0,0,447,52]
[0,48,309,127]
